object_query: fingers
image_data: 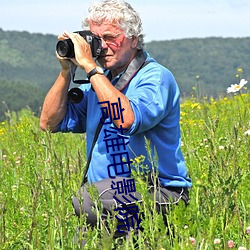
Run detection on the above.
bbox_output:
[62,30,71,38]
[58,31,70,41]
[55,51,65,60]
[58,31,88,46]
[63,31,78,40]
[55,50,79,66]
[58,31,77,41]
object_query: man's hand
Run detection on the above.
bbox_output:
[56,33,79,71]
[62,31,96,73]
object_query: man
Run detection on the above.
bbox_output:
[40,0,192,243]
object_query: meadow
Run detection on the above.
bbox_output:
[0,89,249,249]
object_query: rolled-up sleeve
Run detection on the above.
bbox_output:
[125,64,179,135]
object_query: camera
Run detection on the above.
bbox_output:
[56,30,102,58]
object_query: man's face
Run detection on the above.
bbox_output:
[89,20,138,73]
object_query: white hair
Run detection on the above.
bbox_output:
[82,0,145,49]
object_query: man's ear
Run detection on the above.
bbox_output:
[131,36,139,48]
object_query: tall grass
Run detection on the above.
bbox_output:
[0,93,249,249]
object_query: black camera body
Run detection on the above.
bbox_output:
[56,30,102,58]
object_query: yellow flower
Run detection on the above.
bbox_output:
[237,67,243,73]
[191,103,201,109]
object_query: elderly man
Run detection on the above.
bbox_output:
[40,0,192,244]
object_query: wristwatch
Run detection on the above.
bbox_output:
[87,66,104,80]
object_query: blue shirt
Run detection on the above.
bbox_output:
[58,52,192,188]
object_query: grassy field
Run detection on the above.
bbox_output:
[0,91,249,249]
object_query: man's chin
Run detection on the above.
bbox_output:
[98,59,113,69]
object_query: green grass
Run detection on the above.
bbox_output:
[0,93,249,249]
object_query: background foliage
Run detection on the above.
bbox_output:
[0,28,250,120]
[0,92,249,249]
[0,27,249,249]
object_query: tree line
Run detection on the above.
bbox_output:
[0,28,249,120]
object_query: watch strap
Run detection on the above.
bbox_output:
[87,68,97,79]
[87,67,104,80]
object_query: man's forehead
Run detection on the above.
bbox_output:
[90,22,122,35]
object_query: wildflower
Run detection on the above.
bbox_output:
[12,185,17,192]
[244,130,250,136]
[228,240,235,248]
[191,103,201,109]
[227,79,248,93]
[238,247,246,250]
[42,213,48,221]
[189,237,196,246]
[214,238,221,244]
[218,145,224,150]
[246,226,250,235]
[237,67,243,73]
[196,180,202,185]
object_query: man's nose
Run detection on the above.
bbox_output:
[101,38,108,49]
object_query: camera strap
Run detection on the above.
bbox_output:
[81,50,150,185]
[114,49,148,91]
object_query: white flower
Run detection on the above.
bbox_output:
[20,207,25,214]
[214,238,221,244]
[227,79,248,93]
[238,247,246,250]
[244,130,250,136]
